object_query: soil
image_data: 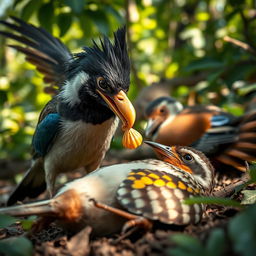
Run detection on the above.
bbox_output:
[0,154,252,256]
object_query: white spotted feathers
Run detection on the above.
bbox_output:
[116,169,204,225]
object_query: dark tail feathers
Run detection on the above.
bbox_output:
[216,111,256,171]
[7,159,46,206]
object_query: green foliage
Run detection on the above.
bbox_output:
[20,216,37,231]
[184,196,243,208]
[1,0,256,159]
[0,215,17,228]
[228,204,256,256]
[170,205,256,256]
[0,237,33,256]
[169,229,226,256]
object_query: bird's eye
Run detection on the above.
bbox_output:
[160,108,165,113]
[182,153,193,162]
[97,77,108,90]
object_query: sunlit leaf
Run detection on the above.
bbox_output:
[65,0,85,14]
[241,190,256,205]
[21,0,42,21]
[57,13,72,37]
[87,10,110,35]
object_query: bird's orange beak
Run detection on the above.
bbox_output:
[145,116,164,138]
[144,141,179,163]
[97,89,136,129]
[144,141,193,174]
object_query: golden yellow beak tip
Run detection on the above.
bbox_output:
[123,128,143,149]
[97,89,143,149]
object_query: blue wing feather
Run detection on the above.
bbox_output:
[211,115,230,127]
[32,113,61,156]
[191,114,237,155]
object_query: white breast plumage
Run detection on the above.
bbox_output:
[44,117,119,175]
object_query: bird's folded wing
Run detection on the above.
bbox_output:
[32,110,61,157]
[0,16,72,88]
[116,169,202,225]
[191,114,238,155]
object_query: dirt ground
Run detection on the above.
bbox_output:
[0,154,250,256]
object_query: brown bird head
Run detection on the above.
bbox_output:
[144,97,183,138]
[145,141,215,192]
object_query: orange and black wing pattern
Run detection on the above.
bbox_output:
[116,169,204,225]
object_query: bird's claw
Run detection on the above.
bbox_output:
[121,217,153,235]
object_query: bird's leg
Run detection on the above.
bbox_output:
[89,199,153,234]
[45,169,57,198]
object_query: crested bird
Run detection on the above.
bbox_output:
[144,96,256,171]
[0,17,135,205]
[0,141,215,237]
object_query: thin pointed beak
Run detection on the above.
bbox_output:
[144,141,193,174]
[144,141,175,159]
[144,117,163,138]
[144,141,179,164]
[97,90,136,129]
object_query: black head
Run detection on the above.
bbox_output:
[63,27,130,106]
[59,27,135,125]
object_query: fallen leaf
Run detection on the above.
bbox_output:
[67,226,92,256]
[241,190,256,205]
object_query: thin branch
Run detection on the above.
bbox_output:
[213,173,251,198]
[224,36,256,56]
[239,10,256,52]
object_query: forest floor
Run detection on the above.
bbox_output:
[0,152,252,256]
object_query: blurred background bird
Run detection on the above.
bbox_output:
[145,96,256,172]
[0,17,136,205]
[0,141,214,237]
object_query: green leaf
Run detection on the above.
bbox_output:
[0,214,17,228]
[249,165,256,182]
[185,58,224,72]
[184,196,243,208]
[105,6,123,24]
[170,234,204,256]
[86,10,110,34]
[65,0,85,14]
[21,0,42,21]
[78,13,93,38]
[241,190,256,205]
[228,205,256,256]
[238,83,256,96]
[37,2,54,33]
[0,237,33,256]
[57,13,72,37]
[20,218,35,231]
[205,229,227,256]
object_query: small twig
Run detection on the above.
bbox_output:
[213,173,251,198]
[224,36,256,56]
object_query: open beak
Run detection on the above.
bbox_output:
[145,116,164,138]
[97,89,136,129]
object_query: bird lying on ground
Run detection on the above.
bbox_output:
[144,96,256,171]
[0,141,214,237]
[0,17,137,205]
